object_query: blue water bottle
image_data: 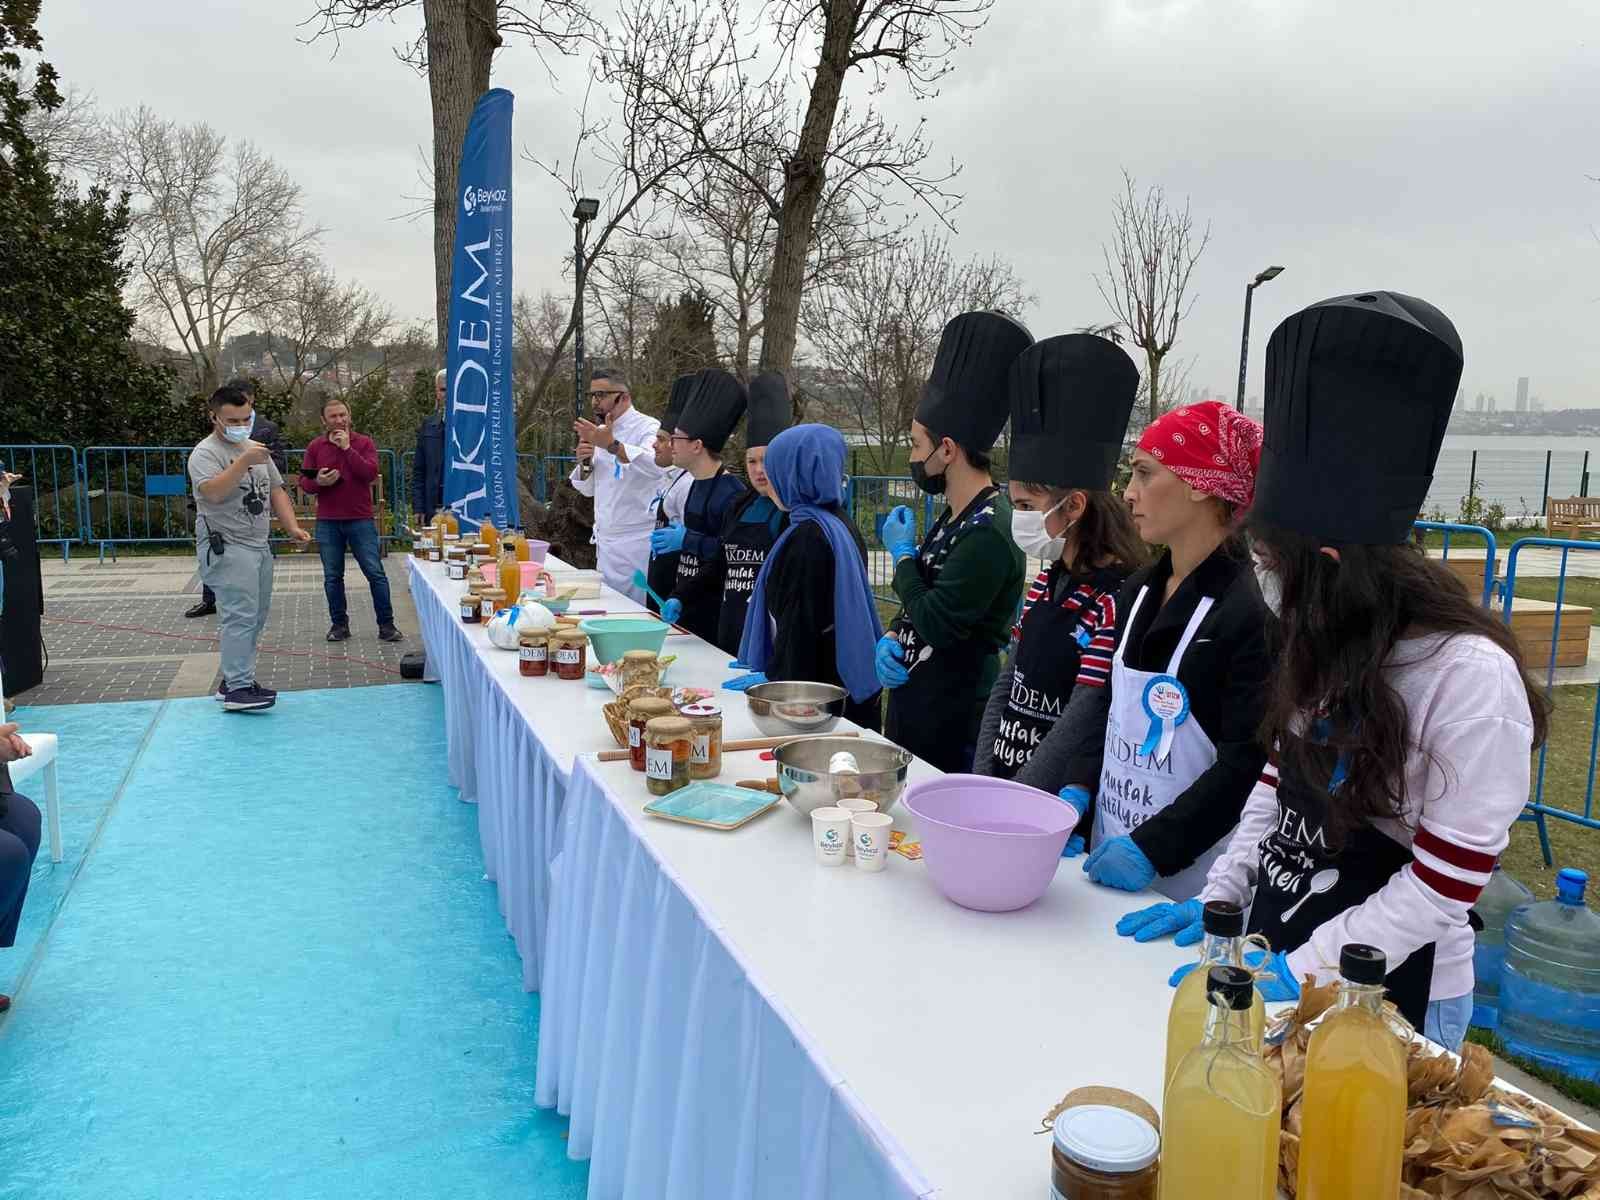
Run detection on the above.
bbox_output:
[1471,864,1534,1031]
[1500,868,1600,1079]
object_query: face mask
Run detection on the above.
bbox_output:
[909,446,947,495]
[1012,495,1072,561]
[1252,553,1283,618]
[223,423,251,444]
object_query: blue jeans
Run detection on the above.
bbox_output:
[316,519,393,627]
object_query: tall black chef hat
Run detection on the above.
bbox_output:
[915,311,1033,455]
[745,371,792,449]
[677,368,748,454]
[1255,291,1463,545]
[663,373,694,432]
[1008,334,1139,490]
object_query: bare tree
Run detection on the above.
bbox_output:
[262,258,398,402]
[301,0,589,350]
[101,108,324,393]
[511,289,577,441]
[801,228,1031,473]
[1095,170,1210,425]
[21,85,103,177]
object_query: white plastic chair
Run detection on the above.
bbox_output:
[0,662,60,863]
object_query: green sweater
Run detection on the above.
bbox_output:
[891,491,1026,709]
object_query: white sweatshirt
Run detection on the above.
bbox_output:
[1202,632,1534,1002]
[568,405,666,535]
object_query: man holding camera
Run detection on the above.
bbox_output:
[188,384,311,712]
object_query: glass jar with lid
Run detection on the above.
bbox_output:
[551,631,588,680]
[627,696,676,771]
[459,589,483,623]
[427,536,444,562]
[619,649,661,691]
[479,587,506,622]
[680,702,723,780]
[1050,1105,1159,1200]
[518,633,549,677]
[644,716,693,795]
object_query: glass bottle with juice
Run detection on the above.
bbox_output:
[1165,900,1266,1096]
[479,517,500,557]
[1297,944,1407,1200]
[498,544,522,602]
[1158,966,1281,1200]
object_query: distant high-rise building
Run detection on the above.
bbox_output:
[1516,376,1530,414]
[1488,395,1497,413]
[1475,392,1486,412]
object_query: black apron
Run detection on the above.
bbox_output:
[675,467,729,644]
[646,470,685,616]
[990,566,1092,780]
[884,486,1002,775]
[716,493,784,657]
[1246,751,1436,1029]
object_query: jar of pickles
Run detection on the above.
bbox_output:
[459,590,483,623]
[645,716,693,795]
[619,649,661,691]
[627,696,676,771]
[551,631,588,680]
[680,702,723,780]
[479,587,506,622]
[518,633,549,677]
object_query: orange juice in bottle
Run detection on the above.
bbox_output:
[1297,944,1406,1200]
[512,529,531,562]
[498,545,521,601]
[479,517,500,557]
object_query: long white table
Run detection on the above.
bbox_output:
[409,553,1196,1198]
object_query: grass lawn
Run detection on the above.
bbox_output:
[1465,1028,1600,1112]
[1499,681,1600,899]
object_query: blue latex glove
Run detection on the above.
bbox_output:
[659,597,683,625]
[1056,786,1090,858]
[874,634,909,689]
[722,672,768,692]
[1245,949,1300,1002]
[881,506,918,564]
[1061,835,1086,859]
[1082,835,1158,892]
[650,523,686,554]
[728,660,750,670]
[1118,898,1205,946]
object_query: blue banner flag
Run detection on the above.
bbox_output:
[444,88,517,532]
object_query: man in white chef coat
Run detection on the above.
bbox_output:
[571,367,667,604]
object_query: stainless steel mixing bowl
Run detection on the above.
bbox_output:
[773,736,914,817]
[744,681,848,737]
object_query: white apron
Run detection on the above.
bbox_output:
[1093,585,1228,901]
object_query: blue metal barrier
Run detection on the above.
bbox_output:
[1500,536,1600,866]
[0,444,83,560]
[1415,521,1499,607]
[82,445,197,561]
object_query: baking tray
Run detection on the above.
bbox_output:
[642,782,781,831]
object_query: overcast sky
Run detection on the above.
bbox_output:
[38,0,1600,407]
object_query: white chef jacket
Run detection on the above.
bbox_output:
[568,404,668,536]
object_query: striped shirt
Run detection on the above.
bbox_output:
[1013,564,1123,689]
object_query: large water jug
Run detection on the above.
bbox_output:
[1471,864,1535,1030]
[1500,868,1600,1079]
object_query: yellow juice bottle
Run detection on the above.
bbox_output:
[1159,966,1281,1200]
[498,545,521,602]
[1165,901,1267,1097]
[479,518,500,556]
[1297,944,1407,1200]
[512,530,531,562]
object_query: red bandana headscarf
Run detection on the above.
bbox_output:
[1137,400,1263,509]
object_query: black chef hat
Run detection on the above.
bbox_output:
[745,371,792,449]
[1255,291,1463,545]
[1008,334,1139,490]
[677,368,748,454]
[915,311,1033,455]
[663,373,694,432]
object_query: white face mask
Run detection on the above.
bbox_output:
[222,423,252,444]
[1252,552,1283,618]
[1012,494,1072,561]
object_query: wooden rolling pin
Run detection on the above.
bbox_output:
[594,730,859,763]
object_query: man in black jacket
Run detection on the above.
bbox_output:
[411,369,446,524]
[184,382,287,619]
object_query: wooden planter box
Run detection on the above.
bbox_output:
[1508,597,1592,669]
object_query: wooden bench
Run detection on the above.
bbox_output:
[1548,497,1600,539]
[287,473,393,557]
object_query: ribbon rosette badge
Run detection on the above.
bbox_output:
[1139,674,1191,762]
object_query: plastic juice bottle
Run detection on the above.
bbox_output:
[479,518,500,556]
[1165,901,1267,1096]
[1158,966,1282,1200]
[1297,944,1407,1200]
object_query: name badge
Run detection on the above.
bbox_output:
[1139,674,1190,761]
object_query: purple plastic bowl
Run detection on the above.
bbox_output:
[903,774,1074,912]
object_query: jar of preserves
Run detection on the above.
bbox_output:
[1049,1105,1159,1200]
[680,702,723,780]
[479,587,506,622]
[627,696,676,772]
[518,633,549,677]
[469,543,492,569]
[551,631,588,680]
[427,538,444,562]
[412,533,430,560]
[459,591,483,623]
[446,555,467,581]
[619,649,661,691]
[645,716,693,795]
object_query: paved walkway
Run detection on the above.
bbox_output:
[18,550,420,706]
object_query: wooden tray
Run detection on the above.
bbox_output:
[643,782,781,830]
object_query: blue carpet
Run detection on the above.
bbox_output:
[0,686,590,1200]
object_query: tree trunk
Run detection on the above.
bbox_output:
[756,0,856,375]
[1146,349,1163,426]
[424,0,499,354]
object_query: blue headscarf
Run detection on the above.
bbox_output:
[738,425,883,703]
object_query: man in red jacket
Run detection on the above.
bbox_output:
[299,397,401,643]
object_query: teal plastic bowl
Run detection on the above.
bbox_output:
[578,616,670,665]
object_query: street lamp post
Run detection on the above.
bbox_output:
[573,197,599,477]
[1235,264,1284,412]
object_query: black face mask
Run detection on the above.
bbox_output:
[909,448,947,496]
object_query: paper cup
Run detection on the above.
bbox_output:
[811,807,852,867]
[852,813,893,873]
[835,797,878,856]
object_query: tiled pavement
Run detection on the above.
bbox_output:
[12,549,422,707]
